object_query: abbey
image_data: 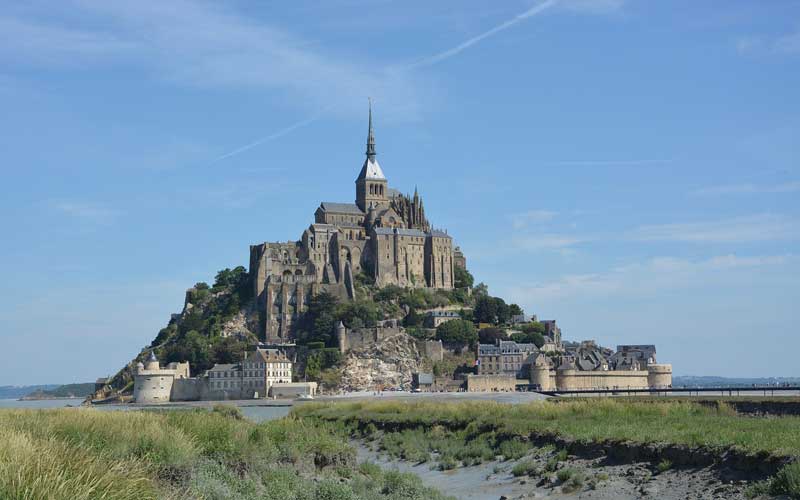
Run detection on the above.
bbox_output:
[250,105,457,343]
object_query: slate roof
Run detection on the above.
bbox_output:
[208,363,240,372]
[357,157,386,181]
[373,227,427,237]
[430,229,451,238]
[319,202,364,215]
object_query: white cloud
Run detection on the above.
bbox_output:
[631,214,798,243]
[511,233,585,251]
[508,254,795,302]
[691,182,800,196]
[0,2,425,119]
[737,31,800,56]
[512,209,558,229]
[53,201,122,224]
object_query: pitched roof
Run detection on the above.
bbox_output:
[319,202,364,215]
[357,157,386,181]
[430,229,451,238]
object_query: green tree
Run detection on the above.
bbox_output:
[435,319,477,346]
[508,304,524,317]
[494,297,510,325]
[473,295,498,324]
[478,327,506,344]
[510,331,545,348]
[295,292,339,346]
[163,330,211,371]
[336,300,381,329]
[454,266,474,289]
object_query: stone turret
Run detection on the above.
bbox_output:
[530,354,552,391]
[145,351,159,371]
[647,363,673,389]
[336,321,348,354]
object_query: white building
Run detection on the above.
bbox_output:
[207,348,292,399]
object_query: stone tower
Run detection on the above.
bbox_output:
[355,101,388,211]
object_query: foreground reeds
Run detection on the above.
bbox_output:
[0,406,454,500]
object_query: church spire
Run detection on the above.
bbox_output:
[366,98,376,160]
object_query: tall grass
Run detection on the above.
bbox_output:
[295,399,800,457]
[0,426,154,500]
[0,408,454,500]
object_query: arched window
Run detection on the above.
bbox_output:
[380,185,384,196]
[369,184,374,195]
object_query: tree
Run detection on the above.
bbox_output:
[521,322,546,335]
[435,319,478,346]
[508,304,524,317]
[294,292,339,346]
[473,282,489,298]
[510,331,545,348]
[336,300,380,329]
[454,267,474,289]
[478,327,506,344]
[163,330,211,372]
[473,295,498,324]
[494,297,510,325]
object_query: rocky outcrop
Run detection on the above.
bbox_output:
[338,331,427,391]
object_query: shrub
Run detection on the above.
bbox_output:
[511,460,537,477]
[557,468,575,483]
[770,461,800,498]
[657,458,672,473]
[562,472,584,493]
[212,404,244,421]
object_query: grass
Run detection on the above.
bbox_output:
[745,461,800,499]
[657,458,673,473]
[294,399,800,457]
[0,408,455,500]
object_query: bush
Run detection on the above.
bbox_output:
[657,458,672,473]
[556,468,575,483]
[770,461,800,498]
[511,459,537,477]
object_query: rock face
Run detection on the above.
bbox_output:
[339,331,427,391]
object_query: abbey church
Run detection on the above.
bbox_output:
[250,106,460,343]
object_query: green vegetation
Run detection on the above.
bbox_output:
[432,351,476,378]
[657,458,672,473]
[23,383,95,399]
[0,408,454,500]
[435,319,477,346]
[295,399,800,458]
[746,461,800,498]
[511,459,537,477]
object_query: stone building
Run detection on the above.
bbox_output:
[133,352,190,404]
[250,104,458,343]
[424,310,460,328]
[207,348,292,399]
[477,339,539,378]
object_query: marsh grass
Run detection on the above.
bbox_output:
[0,408,454,500]
[295,399,800,457]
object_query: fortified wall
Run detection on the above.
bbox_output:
[336,320,444,362]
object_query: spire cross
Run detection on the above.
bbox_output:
[366,98,376,160]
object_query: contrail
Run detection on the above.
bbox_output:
[210,1,559,163]
[405,0,559,70]
[208,105,334,166]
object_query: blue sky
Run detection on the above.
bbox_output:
[1,0,798,385]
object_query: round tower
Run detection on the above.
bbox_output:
[530,355,552,391]
[647,363,672,389]
[555,358,578,391]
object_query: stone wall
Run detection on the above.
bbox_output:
[466,374,517,392]
[555,369,650,391]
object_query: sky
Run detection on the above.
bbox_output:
[1,0,798,385]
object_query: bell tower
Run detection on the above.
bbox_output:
[356,100,388,211]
